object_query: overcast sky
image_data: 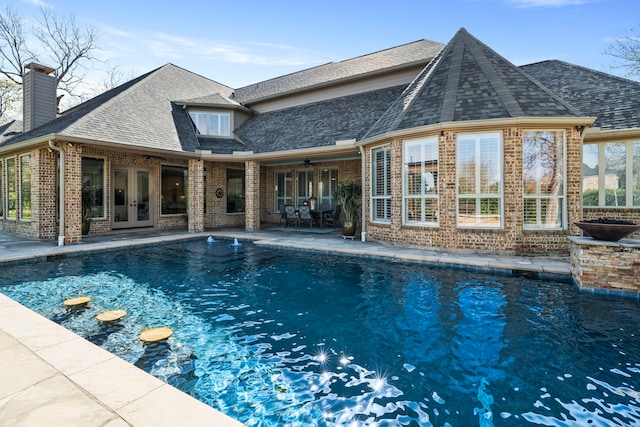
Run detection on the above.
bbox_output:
[6,0,639,91]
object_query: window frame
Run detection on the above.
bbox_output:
[318,168,338,209]
[275,171,293,212]
[188,110,232,137]
[226,168,245,214]
[5,157,16,220]
[0,159,3,218]
[19,154,31,221]
[160,165,188,216]
[403,136,439,227]
[371,144,392,223]
[456,132,503,229]
[582,140,640,208]
[522,130,567,230]
[82,157,107,220]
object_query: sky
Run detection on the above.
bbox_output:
[4,0,640,94]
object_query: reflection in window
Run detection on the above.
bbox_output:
[20,155,31,220]
[582,141,640,208]
[456,132,502,228]
[275,171,293,211]
[297,170,313,206]
[227,168,245,213]
[404,137,438,225]
[523,131,565,229]
[82,157,105,218]
[319,168,338,208]
[161,166,188,215]
[6,158,16,219]
[188,111,231,136]
[372,145,391,222]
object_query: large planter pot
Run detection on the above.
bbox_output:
[82,220,91,236]
[341,220,356,237]
[575,221,640,242]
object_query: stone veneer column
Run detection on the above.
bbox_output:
[188,159,205,232]
[64,142,82,244]
[245,160,260,231]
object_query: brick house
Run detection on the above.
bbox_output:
[0,28,639,255]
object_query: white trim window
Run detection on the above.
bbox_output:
[5,157,15,220]
[188,111,231,136]
[582,141,640,208]
[371,145,391,222]
[0,159,3,218]
[19,154,31,221]
[523,131,566,230]
[403,136,439,225]
[456,132,503,229]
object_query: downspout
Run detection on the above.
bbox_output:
[48,140,65,246]
[359,145,366,242]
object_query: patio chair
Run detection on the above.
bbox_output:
[284,205,298,228]
[325,205,342,229]
[298,205,314,228]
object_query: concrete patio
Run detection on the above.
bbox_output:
[0,228,571,426]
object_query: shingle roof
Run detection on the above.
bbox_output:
[520,60,640,130]
[0,120,22,141]
[235,85,405,153]
[0,64,235,153]
[175,93,244,108]
[233,39,444,104]
[364,28,583,140]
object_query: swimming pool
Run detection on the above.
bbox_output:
[0,239,639,426]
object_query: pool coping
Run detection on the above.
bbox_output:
[0,230,572,426]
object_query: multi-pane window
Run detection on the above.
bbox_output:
[404,137,438,225]
[82,157,105,218]
[318,168,338,208]
[161,165,188,215]
[227,168,245,213]
[6,157,16,220]
[297,170,313,206]
[275,171,293,211]
[188,111,231,136]
[582,141,640,207]
[20,155,31,220]
[371,145,391,222]
[523,131,565,229]
[457,132,502,228]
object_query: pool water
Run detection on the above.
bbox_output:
[1,239,639,426]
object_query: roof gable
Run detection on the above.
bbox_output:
[520,60,640,130]
[1,64,235,152]
[233,39,444,104]
[364,28,583,139]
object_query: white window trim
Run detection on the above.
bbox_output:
[5,157,15,221]
[456,132,504,230]
[523,130,567,230]
[19,154,30,222]
[188,110,232,137]
[82,156,108,220]
[370,144,392,224]
[583,140,640,209]
[402,136,439,227]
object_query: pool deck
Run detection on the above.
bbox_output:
[0,228,571,426]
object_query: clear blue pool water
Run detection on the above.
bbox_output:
[1,238,639,426]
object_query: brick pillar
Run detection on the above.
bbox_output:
[188,159,205,232]
[245,160,260,231]
[64,142,82,243]
[390,139,403,244]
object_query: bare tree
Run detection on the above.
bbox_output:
[0,79,20,123]
[0,5,99,111]
[604,25,640,78]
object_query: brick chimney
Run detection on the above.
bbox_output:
[23,62,57,133]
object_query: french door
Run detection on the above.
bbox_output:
[112,166,154,229]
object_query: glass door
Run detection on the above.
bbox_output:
[113,166,153,229]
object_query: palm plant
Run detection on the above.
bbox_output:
[333,179,362,226]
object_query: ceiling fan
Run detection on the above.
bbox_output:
[302,158,321,168]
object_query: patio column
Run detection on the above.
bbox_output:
[188,159,205,232]
[245,160,260,231]
[64,142,83,244]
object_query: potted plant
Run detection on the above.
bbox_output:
[82,186,95,235]
[333,179,362,237]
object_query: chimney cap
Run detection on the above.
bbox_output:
[24,62,56,75]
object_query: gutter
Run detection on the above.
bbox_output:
[48,140,65,246]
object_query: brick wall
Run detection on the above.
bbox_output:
[364,126,584,255]
[203,161,246,229]
[245,160,261,231]
[188,159,205,232]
